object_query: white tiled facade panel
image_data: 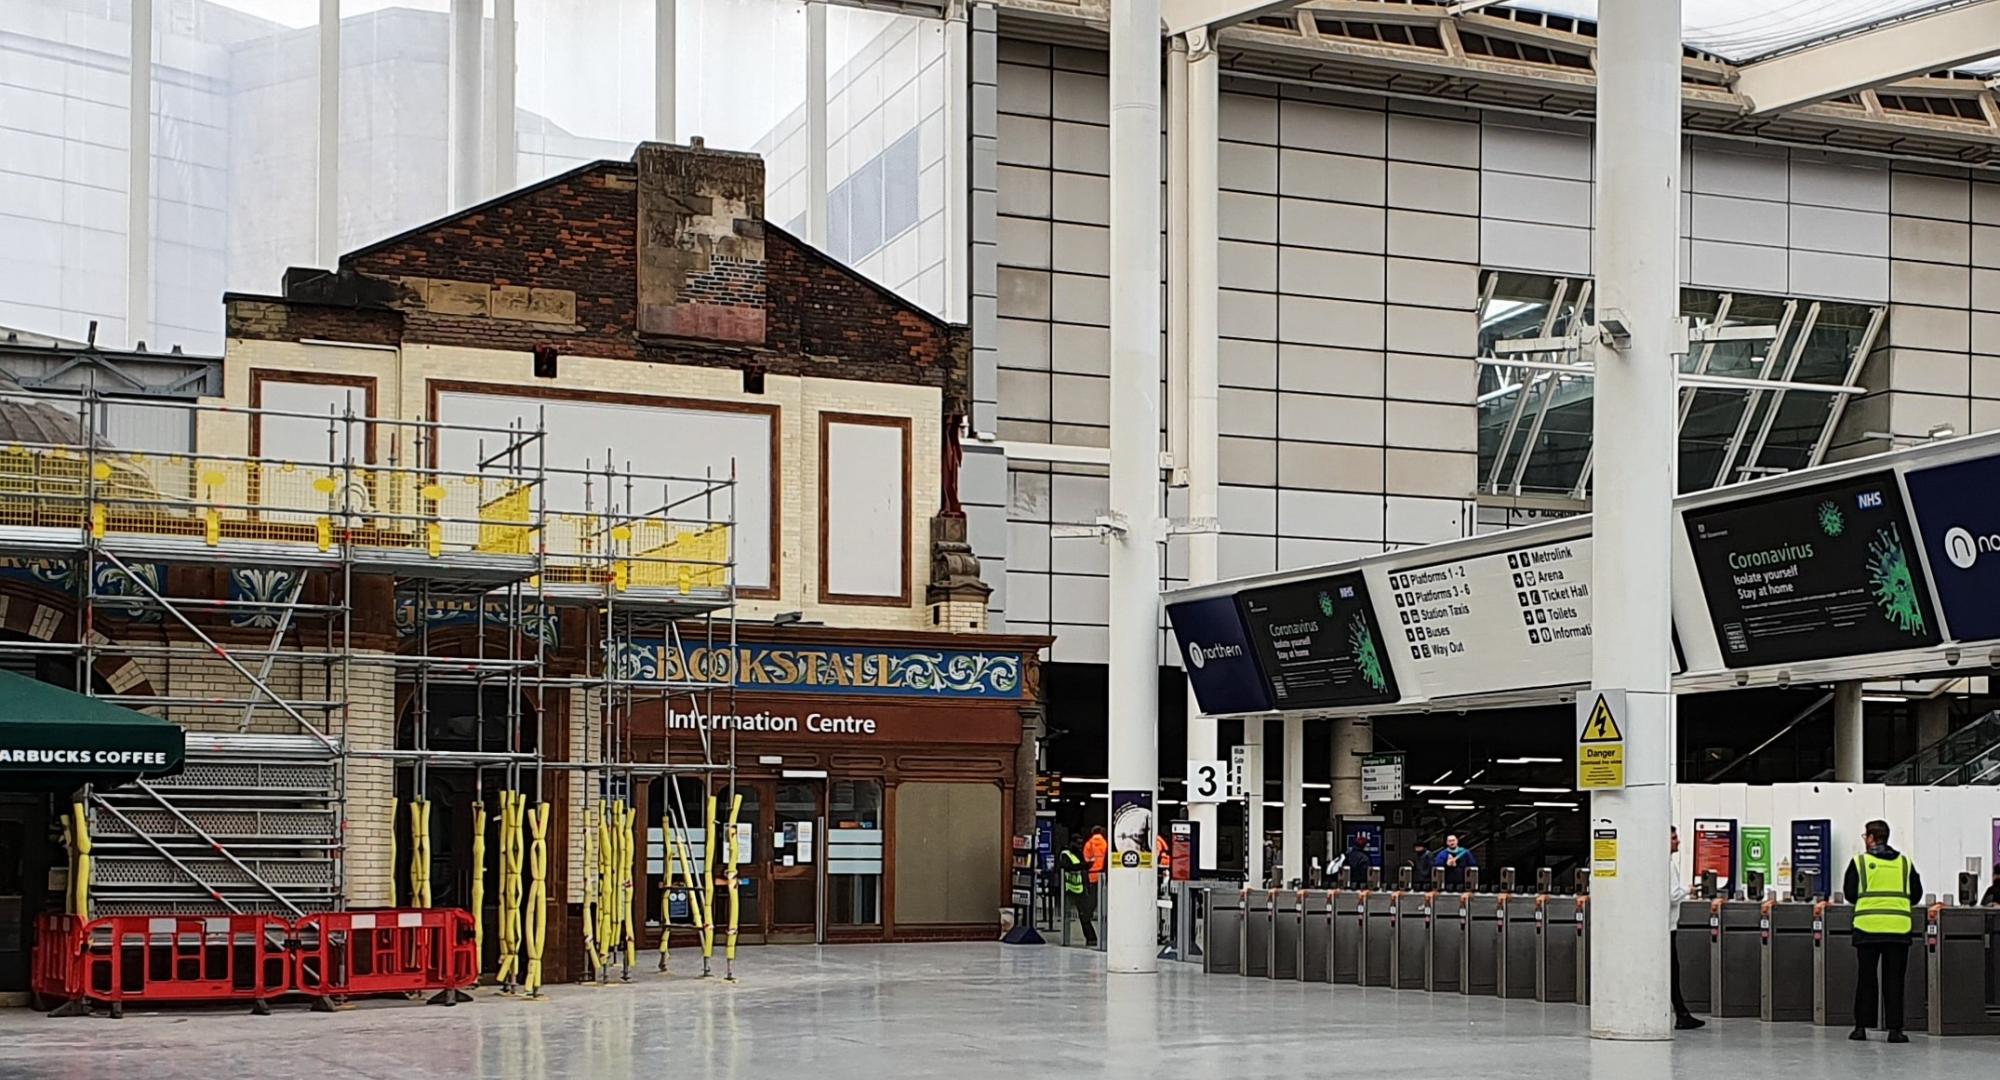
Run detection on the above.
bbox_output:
[984,42,2000,664]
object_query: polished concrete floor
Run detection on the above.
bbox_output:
[2,943,1996,1079]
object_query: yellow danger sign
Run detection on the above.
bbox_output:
[1576,690,1626,790]
[1579,694,1623,743]
[1592,829,1619,878]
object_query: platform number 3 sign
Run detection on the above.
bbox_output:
[1187,759,1228,804]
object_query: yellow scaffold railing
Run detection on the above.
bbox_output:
[700,793,718,971]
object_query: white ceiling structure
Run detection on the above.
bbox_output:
[1508,0,2000,71]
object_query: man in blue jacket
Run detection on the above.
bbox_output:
[1433,834,1478,889]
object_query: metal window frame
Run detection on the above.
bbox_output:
[1473,275,1884,505]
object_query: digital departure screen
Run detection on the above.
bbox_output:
[1683,471,1939,668]
[1235,573,1399,709]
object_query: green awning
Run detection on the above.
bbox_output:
[0,669,185,791]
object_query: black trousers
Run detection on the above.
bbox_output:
[1670,934,1691,1018]
[1854,941,1910,1031]
[1072,883,1099,945]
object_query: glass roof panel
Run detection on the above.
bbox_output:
[1503,1,2000,70]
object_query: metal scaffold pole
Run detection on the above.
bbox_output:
[1588,0,1680,1043]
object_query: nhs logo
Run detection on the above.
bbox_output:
[1856,490,1885,510]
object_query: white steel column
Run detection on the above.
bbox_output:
[492,0,516,193]
[1281,713,1303,885]
[1243,717,1265,888]
[1589,0,1680,1042]
[1104,0,1162,976]
[1833,682,1864,782]
[448,0,483,207]
[127,0,152,346]
[1167,39,1188,478]
[943,2,970,323]
[1184,29,1221,872]
[655,0,677,142]
[805,0,830,249]
[316,0,340,266]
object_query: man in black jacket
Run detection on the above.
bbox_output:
[1981,866,2000,908]
[1842,819,1924,1043]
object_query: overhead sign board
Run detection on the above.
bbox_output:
[1903,457,2000,643]
[1359,752,1405,803]
[1164,597,1276,715]
[1378,535,1595,699]
[1185,759,1228,804]
[1236,573,1399,709]
[1683,471,1939,668]
[1575,690,1626,790]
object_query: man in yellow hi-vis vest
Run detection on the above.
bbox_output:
[1841,819,1924,1044]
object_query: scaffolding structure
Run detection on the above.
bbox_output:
[0,385,741,981]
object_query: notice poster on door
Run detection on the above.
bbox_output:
[1791,819,1832,899]
[1693,819,1738,891]
[797,821,814,864]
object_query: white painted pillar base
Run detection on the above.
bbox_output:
[1281,714,1304,885]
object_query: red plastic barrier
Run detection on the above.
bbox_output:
[29,914,83,1007]
[292,908,477,1005]
[66,914,292,1017]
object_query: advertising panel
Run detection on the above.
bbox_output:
[1164,596,1276,715]
[1693,818,1739,891]
[1904,456,2000,643]
[1236,573,1398,709]
[1683,471,1938,667]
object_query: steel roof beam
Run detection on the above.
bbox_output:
[1735,0,2000,115]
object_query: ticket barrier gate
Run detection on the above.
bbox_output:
[1676,900,1712,1015]
[1202,886,1242,975]
[1811,903,1930,1030]
[1241,890,1271,978]
[1574,896,1590,1006]
[1388,888,1430,991]
[1300,891,1333,983]
[1710,899,1763,1017]
[1927,905,2000,1036]
[1426,890,1464,994]
[1360,890,1395,988]
[1330,890,1364,985]
[1269,890,1302,981]
[1495,892,1540,999]
[1460,892,1501,997]
[1536,894,1580,1004]
[1760,899,1816,1022]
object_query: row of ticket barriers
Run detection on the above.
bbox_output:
[1195,868,2000,1036]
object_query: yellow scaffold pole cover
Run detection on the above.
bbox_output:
[700,793,718,965]
[470,798,487,978]
[724,791,743,980]
[599,803,618,980]
[409,798,433,908]
[617,801,636,977]
[583,804,603,980]
[495,792,524,989]
[68,801,91,920]
[524,801,551,996]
